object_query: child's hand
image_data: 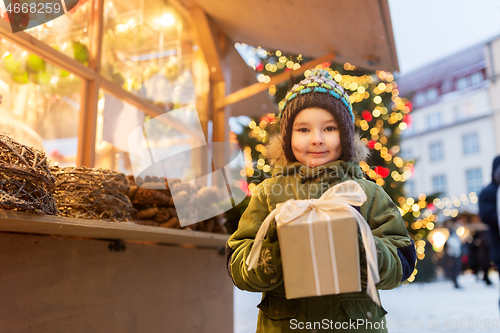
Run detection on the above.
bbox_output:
[253,222,282,283]
[265,221,279,243]
[358,232,369,287]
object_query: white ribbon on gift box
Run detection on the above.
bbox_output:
[246,180,381,306]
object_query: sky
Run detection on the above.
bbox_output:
[388,0,500,75]
[231,1,500,131]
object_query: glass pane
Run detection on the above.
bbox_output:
[101,0,196,108]
[0,39,81,167]
[95,90,206,176]
[0,0,92,66]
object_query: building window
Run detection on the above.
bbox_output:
[463,133,480,155]
[441,79,453,94]
[427,88,439,102]
[429,141,444,162]
[400,149,413,160]
[456,76,469,90]
[414,88,439,107]
[466,168,483,194]
[454,105,465,121]
[432,175,447,197]
[470,71,484,85]
[414,92,426,107]
[405,180,415,198]
[465,101,475,117]
[454,102,475,122]
[426,112,443,130]
[402,122,415,137]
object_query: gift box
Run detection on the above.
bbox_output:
[247,180,381,305]
[276,208,360,299]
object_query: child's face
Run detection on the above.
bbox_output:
[291,107,342,167]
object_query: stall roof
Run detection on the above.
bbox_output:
[179,0,399,72]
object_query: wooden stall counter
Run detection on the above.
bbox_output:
[0,210,233,333]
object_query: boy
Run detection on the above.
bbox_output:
[226,69,416,332]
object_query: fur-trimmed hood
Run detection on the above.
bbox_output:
[265,133,370,167]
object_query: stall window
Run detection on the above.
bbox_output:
[95,91,205,176]
[0,39,81,167]
[101,0,195,108]
[91,0,204,176]
[18,1,91,67]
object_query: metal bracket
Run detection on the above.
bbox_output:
[108,240,126,252]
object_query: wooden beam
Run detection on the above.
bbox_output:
[192,47,211,177]
[0,19,95,81]
[212,80,228,186]
[77,79,100,167]
[212,81,226,143]
[219,53,336,108]
[77,0,104,167]
[377,0,400,73]
[88,0,104,73]
[189,5,224,83]
[189,4,228,168]
[0,210,228,247]
[166,0,194,25]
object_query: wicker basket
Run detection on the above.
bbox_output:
[51,166,136,222]
[0,133,58,215]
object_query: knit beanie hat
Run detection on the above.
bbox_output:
[279,69,355,162]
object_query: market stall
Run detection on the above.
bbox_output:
[0,0,399,331]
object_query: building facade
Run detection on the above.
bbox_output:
[487,36,500,152]
[397,35,500,214]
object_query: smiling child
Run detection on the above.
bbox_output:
[226,69,416,333]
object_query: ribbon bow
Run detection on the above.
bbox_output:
[246,180,381,305]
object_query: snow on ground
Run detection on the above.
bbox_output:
[234,272,500,333]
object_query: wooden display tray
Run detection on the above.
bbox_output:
[0,210,229,248]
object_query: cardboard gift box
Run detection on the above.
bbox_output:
[276,208,360,299]
[247,180,380,305]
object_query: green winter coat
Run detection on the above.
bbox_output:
[226,137,416,333]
